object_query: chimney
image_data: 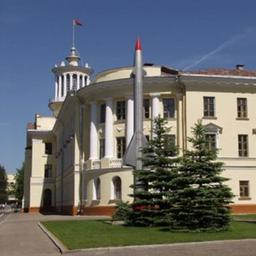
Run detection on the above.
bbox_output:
[236,64,245,70]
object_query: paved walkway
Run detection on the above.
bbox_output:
[1,213,256,256]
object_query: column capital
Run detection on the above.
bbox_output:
[149,93,161,97]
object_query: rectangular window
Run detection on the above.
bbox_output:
[237,98,247,118]
[45,142,52,155]
[99,139,105,159]
[203,97,215,117]
[238,135,248,157]
[44,164,52,178]
[239,180,249,198]
[143,99,150,119]
[116,137,126,159]
[100,104,106,123]
[163,98,175,118]
[116,101,126,120]
[205,134,216,151]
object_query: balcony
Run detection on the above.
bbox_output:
[84,159,123,170]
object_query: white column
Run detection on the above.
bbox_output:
[104,98,114,158]
[70,73,73,90]
[126,97,134,147]
[151,93,161,137]
[77,73,80,90]
[64,74,67,98]
[89,102,98,159]
[82,75,85,87]
[58,76,62,98]
[151,93,161,119]
[177,93,183,151]
[55,77,58,100]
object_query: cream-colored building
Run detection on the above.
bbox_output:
[24,46,256,215]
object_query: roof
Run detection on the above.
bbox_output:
[189,68,256,77]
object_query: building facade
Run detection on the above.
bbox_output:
[24,46,256,215]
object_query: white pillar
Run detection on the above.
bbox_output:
[55,77,58,101]
[104,98,114,158]
[70,73,73,91]
[151,93,160,119]
[126,97,134,147]
[58,75,62,98]
[151,93,161,137]
[82,75,85,87]
[177,93,183,151]
[64,74,67,98]
[89,102,98,159]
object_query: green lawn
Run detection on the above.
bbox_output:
[42,217,256,250]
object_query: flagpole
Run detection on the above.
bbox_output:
[72,20,75,48]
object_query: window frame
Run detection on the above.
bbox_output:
[162,98,175,119]
[237,97,248,119]
[239,180,250,199]
[116,137,126,159]
[116,101,126,121]
[203,96,215,118]
[238,134,248,157]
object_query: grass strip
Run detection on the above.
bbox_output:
[42,218,256,250]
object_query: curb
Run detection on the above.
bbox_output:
[38,222,68,253]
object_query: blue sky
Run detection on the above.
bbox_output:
[1,0,256,172]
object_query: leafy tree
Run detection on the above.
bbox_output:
[128,116,179,226]
[15,162,24,206]
[0,164,8,204]
[171,120,233,231]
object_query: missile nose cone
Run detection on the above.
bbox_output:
[135,38,142,50]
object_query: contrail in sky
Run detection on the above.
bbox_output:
[183,30,251,71]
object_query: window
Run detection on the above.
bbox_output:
[238,135,248,157]
[66,74,70,92]
[112,176,121,200]
[45,143,52,155]
[44,164,52,178]
[205,134,216,151]
[72,74,77,90]
[203,97,215,117]
[239,180,249,198]
[100,104,106,123]
[99,139,105,159]
[116,101,126,120]
[84,76,87,86]
[237,98,247,118]
[143,99,150,119]
[116,137,126,158]
[163,98,175,118]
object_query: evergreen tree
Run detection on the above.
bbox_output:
[171,120,233,231]
[128,116,179,226]
[15,162,24,207]
[0,164,8,204]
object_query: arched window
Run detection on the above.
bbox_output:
[72,74,77,90]
[112,176,121,200]
[66,74,70,92]
[43,189,52,207]
[79,75,83,89]
[84,76,87,86]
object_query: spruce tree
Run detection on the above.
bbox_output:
[171,120,233,231]
[128,116,179,226]
[0,164,8,204]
